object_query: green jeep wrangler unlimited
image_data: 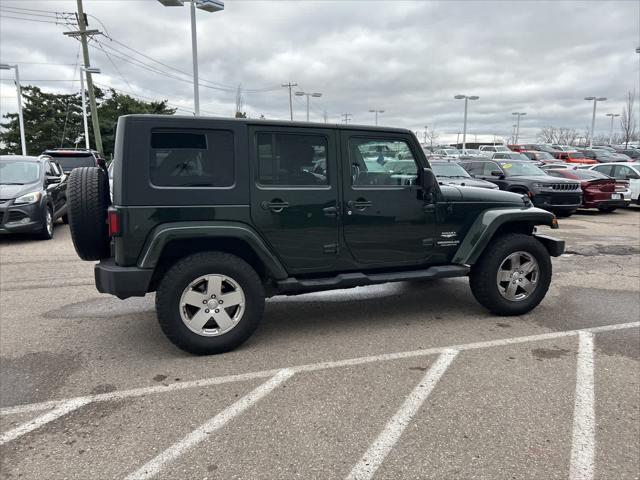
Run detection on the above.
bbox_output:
[67,115,564,355]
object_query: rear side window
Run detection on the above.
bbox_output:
[256,133,328,186]
[150,130,234,187]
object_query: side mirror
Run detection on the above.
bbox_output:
[491,170,504,178]
[419,168,437,200]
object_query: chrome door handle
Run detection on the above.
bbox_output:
[261,200,290,213]
[347,199,372,210]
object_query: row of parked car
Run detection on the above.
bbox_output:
[425,141,640,217]
[0,149,105,239]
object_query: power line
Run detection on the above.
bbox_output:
[0,14,67,25]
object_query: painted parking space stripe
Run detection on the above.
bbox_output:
[346,349,459,480]
[1,321,638,419]
[0,398,91,446]
[124,368,295,480]
[569,331,595,480]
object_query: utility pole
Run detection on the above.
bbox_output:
[64,0,103,153]
[281,82,297,121]
[342,113,352,124]
[424,126,428,144]
[323,109,328,124]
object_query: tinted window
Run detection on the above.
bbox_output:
[51,155,95,171]
[613,165,640,179]
[150,130,234,187]
[350,138,418,187]
[257,133,327,186]
[592,165,613,176]
[461,162,482,175]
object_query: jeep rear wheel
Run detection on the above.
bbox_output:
[156,252,265,355]
[469,233,551,316]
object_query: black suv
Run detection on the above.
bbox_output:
[459,159,582,217]
[0,155,68,239]
[42,148,106,174]
[67,115,564,355]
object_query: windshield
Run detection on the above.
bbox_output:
[498,161,546,176]
[49,154,95,171]
[495,146,511,152]
[535,152,554,160]
[0,161,41,184]
[431,162,471,177]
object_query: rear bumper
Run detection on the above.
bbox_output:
[534,234,565,257]
[95,258,153,299]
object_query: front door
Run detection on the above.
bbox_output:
[340,132,436,266]
[250,126,340,274]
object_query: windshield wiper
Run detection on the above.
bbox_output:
[0,182,24,185]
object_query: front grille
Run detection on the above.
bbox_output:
[7,211,27,223]
[550,194,582,205]
[550,183,579,191]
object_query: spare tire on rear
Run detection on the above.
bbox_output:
[67,167,111,261]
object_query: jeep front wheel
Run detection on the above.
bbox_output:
[469,233,552,316]
[156,252,265,355]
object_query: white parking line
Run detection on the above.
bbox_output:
[346,349,459,480]
[124,368,295,480]
[0,398,91,446]
[1,321,638,419]
[569,331,595,480]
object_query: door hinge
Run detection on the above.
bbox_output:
[323,242,339,254]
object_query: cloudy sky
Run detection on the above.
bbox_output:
[1,0,639,143]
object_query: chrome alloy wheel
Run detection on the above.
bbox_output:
[45,209,53,236]
[179,274,246,337]
[496,251,539,301]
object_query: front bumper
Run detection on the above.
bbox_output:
[95,258,153,299]
[532,192,582,211]
[534,234,565,257]
[0,203,44,234]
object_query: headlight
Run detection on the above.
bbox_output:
[532,183,552,190]
[14,191,42,205]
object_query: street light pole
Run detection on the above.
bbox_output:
[157,0,224,115]
[79,66,101,149]
[454,95,479,150]
[605,113,620,145]
[0,64,26,155]
[585,96,607,148]
[512,112,527,144]
[368,109,384,125]
[295,91,322,122]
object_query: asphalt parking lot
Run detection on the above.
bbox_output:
[1,208,638,480]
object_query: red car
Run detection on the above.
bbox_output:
[521,150,563,165]
[545,168,627,212]
[552,151,597,164]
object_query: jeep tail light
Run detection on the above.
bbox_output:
[107,208,120,237]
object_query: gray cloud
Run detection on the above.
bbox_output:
[1,0,638,143]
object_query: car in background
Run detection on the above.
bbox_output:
[491,152,537,162]
[459,159,582,216]
[434,148,462,158]
[521,144,558,154]
[0,155,67,239]
[590,149,632,163]
[585,162,640,205]
[613,149,640,160]
[553,151,597,164]
[42,148,106,174]
[429,160,498,189]
[545,168,627,212]
[479,145,511,154]
[521,150,563,165]
[551,145,577,152]
[506,145,525,152]
[458,148,488,158]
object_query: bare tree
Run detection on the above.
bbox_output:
[620,90,637,148]
[235,84,246,118]
[537,126,557,143]
[425,125,440,148]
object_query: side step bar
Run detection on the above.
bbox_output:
[275,265,469,296]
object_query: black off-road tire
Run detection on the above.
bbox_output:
[37,206,54,240]
[67,167,111,260]
[62,213,69,224]
[469,233,552,316]
[156,252,265,355]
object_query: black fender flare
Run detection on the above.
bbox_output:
[137,221,288,280]
[452,207,558,265]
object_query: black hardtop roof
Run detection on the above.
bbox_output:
[120,114,414,135]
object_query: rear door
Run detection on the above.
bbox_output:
[340,131,436,266]
[249,126,340,274]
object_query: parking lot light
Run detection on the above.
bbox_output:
[512,112,527,144]
[454,95,479,150]
[368,109,385,126]
[80,66,101,149]
[584,97,607,148]
[605,113,620,145]
[156,0,224,115]
[0,63,26,155]
[295,91,322,122]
